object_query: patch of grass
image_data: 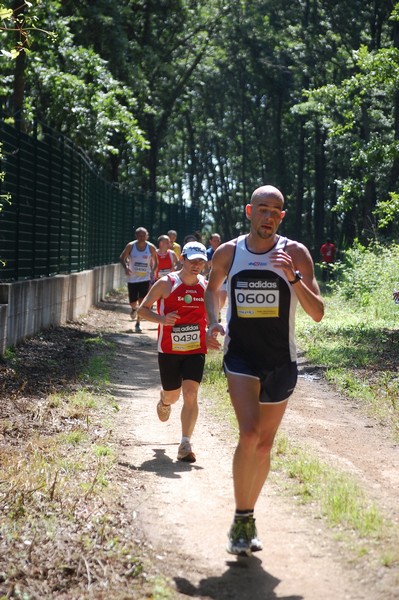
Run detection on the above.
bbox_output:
[93,444,113,457]
[299,243,399,436]
[47,392,62,408]
[2,347,16,360]
[0,331,160,599]
[149,576,175,599]
[80,337,115,388]
[81,354,111,385]
[63,429,88,445]
[296,295,399,437]
[274,438,384,535]
[272,434,399,565]
[63,389,97,420]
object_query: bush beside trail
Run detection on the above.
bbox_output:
[301,241,399,438]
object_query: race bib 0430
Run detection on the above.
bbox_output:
[171,323,201,351]
[235,278,279,318]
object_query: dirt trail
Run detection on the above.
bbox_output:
[97,297,398,600]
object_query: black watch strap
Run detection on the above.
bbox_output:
[289,270,302,285]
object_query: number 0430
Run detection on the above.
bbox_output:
[172,333,199,342]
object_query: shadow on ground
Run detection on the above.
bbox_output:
[175,556,303,600]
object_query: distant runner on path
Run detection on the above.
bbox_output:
[154,235,178,280]
[205,232,227,321]
[205,185,324,557]
[167,229,182,262]
[138,241,208,463]
[119,227,158,333]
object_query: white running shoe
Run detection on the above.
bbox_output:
[247,516,263,552]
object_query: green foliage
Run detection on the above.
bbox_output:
[296,37,399,240]
[296,241,399,436]
[0,0,56,58]
[28,42,147,169]
[2,1,399,246]
[374,192,399,228]
[331,240,399,309]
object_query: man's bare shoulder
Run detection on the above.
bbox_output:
[285,238,311,257]
[147,276,172,299]
[211,238,238,275]
[215,238,238,257]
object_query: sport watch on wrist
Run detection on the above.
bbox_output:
[288,270,303,285]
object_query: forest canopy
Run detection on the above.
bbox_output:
[1,0,399,251]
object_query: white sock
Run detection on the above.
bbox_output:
[181,436,190,444]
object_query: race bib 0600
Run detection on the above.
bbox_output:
[235,278,279,318]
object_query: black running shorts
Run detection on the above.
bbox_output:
[128,281,150,303]
[158,353,206,391]
[223,353,298,404]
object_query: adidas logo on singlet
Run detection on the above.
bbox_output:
[237,280,278,289]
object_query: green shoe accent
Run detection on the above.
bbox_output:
[227,519,251,556]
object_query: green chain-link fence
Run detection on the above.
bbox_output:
[0,120,200,282]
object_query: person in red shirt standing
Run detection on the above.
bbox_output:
[138,242,208,463]
[320,238,336,281]
[154,235,178,280]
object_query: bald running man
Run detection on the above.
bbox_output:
[205,185,324,556]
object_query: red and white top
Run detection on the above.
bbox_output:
[157,272,207,354]
[155,249,175,279]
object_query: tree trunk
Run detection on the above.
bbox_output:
[12,0,27,131]
[295,119,306,240]
[314,123,326,251]
[388,14,399,192]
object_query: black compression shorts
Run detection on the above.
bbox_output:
[158,353,205,391]
[223,352,298,404]
[128,281,150,303]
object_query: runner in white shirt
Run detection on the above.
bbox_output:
[119,227,158,333]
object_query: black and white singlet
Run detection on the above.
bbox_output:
[225,234,298,370]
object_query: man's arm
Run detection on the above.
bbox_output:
[170,250,178,270]
[149,243,158,272]
[138,278,179,326]
[119,242,133,274]
[203,259,212,277]
[270,242,324,322]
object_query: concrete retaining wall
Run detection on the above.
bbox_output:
[0,263,125,354]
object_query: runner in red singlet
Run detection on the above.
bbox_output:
[138,242,208,463]
[154,235,178,280]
